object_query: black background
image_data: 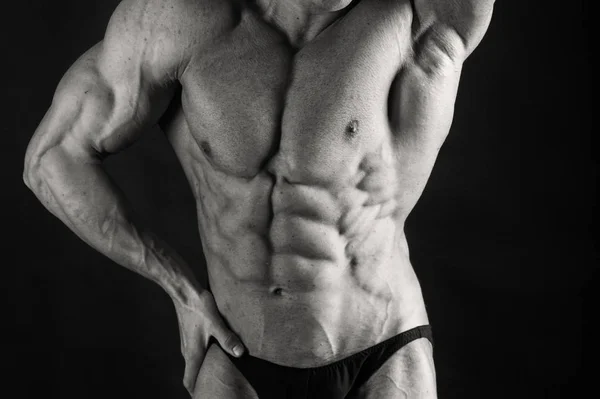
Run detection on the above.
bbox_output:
[5,1,594,398]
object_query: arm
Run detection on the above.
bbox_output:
[392,0,495,215]
[23,11,189,307]
[23,0,243,393]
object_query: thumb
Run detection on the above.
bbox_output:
[211,318,245,358]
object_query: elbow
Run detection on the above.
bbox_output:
[23,129,67,194]
[23,140,52,194]
[23,143,37,191]
[22,167,31,191]
[23,153,42,193]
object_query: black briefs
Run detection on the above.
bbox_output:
[225,325,433,399]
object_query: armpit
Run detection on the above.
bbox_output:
[413,25,466,74]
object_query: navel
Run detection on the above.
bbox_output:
[200,141,212,157]
[345,119,359,139]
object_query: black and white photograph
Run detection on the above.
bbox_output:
[6,0,592,398]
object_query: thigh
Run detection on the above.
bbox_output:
[349,338,437,399]
[193,343,259,399]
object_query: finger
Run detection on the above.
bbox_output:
[211,318,245,357]
[183,352,203,396]
[180,335,205,396]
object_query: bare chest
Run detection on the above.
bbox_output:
[177,0,412,181]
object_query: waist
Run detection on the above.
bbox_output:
[207,255,428,367]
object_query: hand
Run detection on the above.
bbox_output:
[173,290,245,395]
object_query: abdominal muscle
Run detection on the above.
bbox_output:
[192,164,429,367]
[152,0,426,367]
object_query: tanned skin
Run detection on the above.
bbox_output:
[24,0,494,397]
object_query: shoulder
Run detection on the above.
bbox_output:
[107,0,235,39]
[101,0,239,78]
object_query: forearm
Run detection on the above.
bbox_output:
[25,142,202,304]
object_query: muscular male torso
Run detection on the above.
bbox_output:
[25,0,494,396]
[163,0,426,366]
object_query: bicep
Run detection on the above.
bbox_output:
[27,0,179,167]
[25,44,118,172]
